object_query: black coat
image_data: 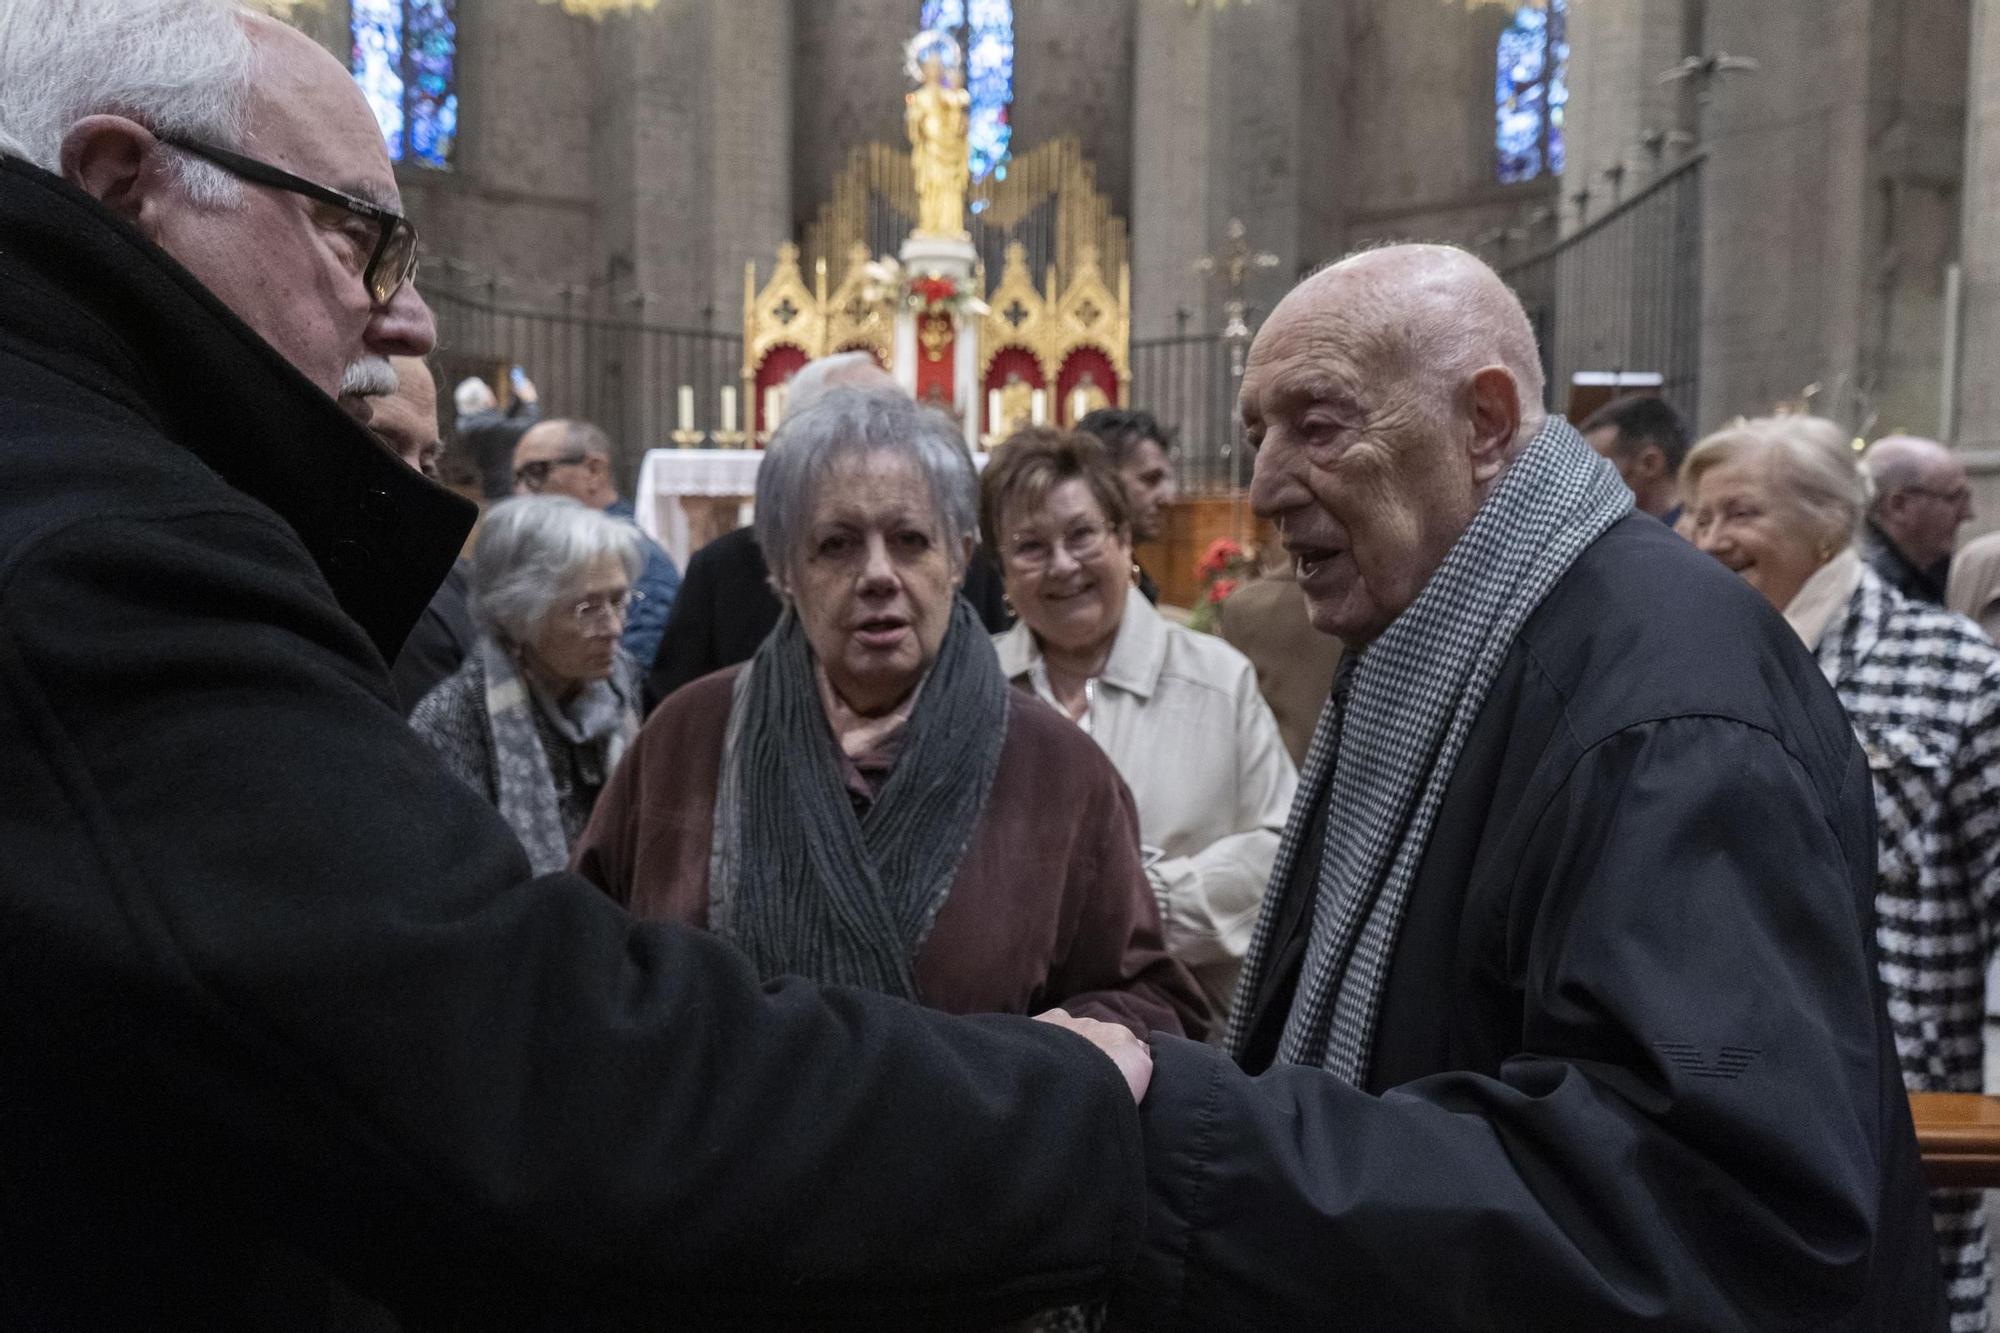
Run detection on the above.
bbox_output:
[645,525,1014,712]
[1116,516,1947,1330]
[0,158,1144,1329]
[389,558,474,714]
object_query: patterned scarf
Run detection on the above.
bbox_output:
[709,597,1010,1001]
[479,636,637,875]
[1225,417,1633,1082]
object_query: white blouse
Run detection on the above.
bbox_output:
[996,594,1298,1018]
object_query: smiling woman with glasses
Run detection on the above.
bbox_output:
[983,428,1297,1025]
[159,132,419,306]
[409,496,645,873]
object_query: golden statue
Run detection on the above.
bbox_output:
[998,371,1035,432]
[906,42,971,239]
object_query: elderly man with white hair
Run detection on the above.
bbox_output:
[643,351,1012,709]
[1861,434,1975,606]
[0,1,1155,1326]
[1111,245,1945,1330]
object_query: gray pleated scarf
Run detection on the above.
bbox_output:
[1225,416,1633,1083]
[709,596,1010,1001]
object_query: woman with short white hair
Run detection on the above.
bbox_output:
[411,495,644,873]
[576,387,1208,1041]
[1684,415,2000,1331]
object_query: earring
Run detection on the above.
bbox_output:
[1130,562,1142,586]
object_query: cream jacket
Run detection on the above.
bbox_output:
[996,594,1298,1017]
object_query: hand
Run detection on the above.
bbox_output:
[510,371,539,405]
[1036,1008,1153,1103]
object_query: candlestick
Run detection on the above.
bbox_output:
[1070,388,1088,424]
[763,386,782,435]
[677,385,694,433]
[720,386,737,434]
[987,389,1002,437]
[1030,388,1047,426]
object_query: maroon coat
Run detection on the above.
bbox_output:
[574,668,1211,1040]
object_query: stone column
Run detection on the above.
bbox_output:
[1956,0,2000,450]
[1560,0,1700,230]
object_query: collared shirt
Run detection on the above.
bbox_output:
[604,497,682,669]
[996,593,1297,1018]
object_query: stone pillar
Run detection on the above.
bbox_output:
[1131,2,1217,339]
[1560,0,1701,230]
[1698,0,1964,435]
[1956,0,2000,449]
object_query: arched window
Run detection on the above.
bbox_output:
[1495,0,1567,184]
[919,0,1014,189]
[351,0,458,169]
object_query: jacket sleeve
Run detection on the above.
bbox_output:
[1947,656,2000,940]
[1116,716,1907,1331]
[1045,764,1215,1043]
[617,535,681,672]
[1147,667,1297,969]
[2,510,1147,1329]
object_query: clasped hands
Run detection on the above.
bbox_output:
[1035,1009,1153,1102]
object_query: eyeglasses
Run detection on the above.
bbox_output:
[1004,521,1111,571]
[513,454,590,492]
[569,588,642,630]
[157,133,419,307]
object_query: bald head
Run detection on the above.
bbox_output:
[1863,433,1972,570]
[1242,244,1549,647]
[787,352,900,419]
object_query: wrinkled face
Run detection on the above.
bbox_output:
[1242,309,1482,647]
[1688,453,1828,612]
[1899,456,1974,567]
[525,555,630,688]
[131,20,434,413]
[513,422,605,501]
[998,478,1133,658]
[1119,437,1178,543]
[784,453,967,713]
[370,357,440,478]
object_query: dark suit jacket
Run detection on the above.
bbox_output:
[0,155,1146,1330]
[388,558,474,714]
[1118,516,1946,1331]
[645,525,1014,713]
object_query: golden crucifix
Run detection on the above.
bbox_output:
[1195,218,1280,340]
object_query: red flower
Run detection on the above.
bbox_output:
[1208,578,1239,603]
[911,276,957,305]
[1196,538,1246,579]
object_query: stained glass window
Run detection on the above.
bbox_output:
[919,0,1012,188]
[352,0,458,170]
[1495,0,1567,184]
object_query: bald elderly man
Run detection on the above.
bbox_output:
[1863,434,1975,605]
[0,2,1153,1326]
[1113,246,1945,1329]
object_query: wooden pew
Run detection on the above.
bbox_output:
[1910,1093,2000,1187]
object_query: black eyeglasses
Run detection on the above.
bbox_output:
[514,453,590,492]
[157,133,419,307]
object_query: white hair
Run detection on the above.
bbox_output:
[1683,415,1869,554]
[455,376,498,417]
[470,496,644,643]
[0,0,253,209]
[784,351,896,420]
[754,387,975,594]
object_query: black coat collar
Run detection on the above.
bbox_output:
[0,156,473,662]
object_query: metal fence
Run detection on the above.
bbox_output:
[1129,332,1247,494]
[1501,153,1706,424]
[427,285,743,487]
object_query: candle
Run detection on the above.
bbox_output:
[988,388,1002,434]
[1030,389,1047,426]
[1070,388,1087,424]
[763,386,782,433]
[720,386,737,433]
[677,385,694,433]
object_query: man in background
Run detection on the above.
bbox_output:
[1862,434,1974,606]
[1579,393,1690,527]
[1078,406,1176,604]
[456,370,540,502]
[512,417,681,669]
[374,355,476,712]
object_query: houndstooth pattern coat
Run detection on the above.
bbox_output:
[1816,565,2000,1332]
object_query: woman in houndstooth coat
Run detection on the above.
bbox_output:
[1687,414,2000,1333]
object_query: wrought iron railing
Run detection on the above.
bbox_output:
[1501,153,1706,424]
[1129,332,1247,494]
[426,284,743,487]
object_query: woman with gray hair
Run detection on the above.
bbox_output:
[575,387,1208,1041]
[1685,414,2000,1331]
[411,496,644,874]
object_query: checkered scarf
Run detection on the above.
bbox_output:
[1225,416,1632,1082]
